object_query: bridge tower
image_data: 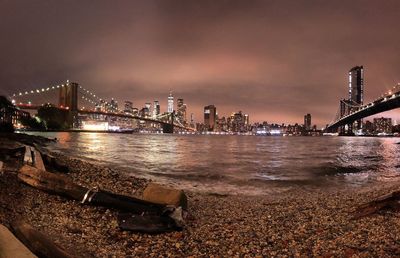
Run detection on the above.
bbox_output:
[59,81,78,111]
[59,81,79,128]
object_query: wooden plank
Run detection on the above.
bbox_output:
[0,224,37,258]
[23,146,33,165]
[32,149,46,171]
[10,221,75,258]
[0,161,3,175]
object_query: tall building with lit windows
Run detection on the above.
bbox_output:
[144,102,151,117]
[204,105,217,131]
[349,66,364,131]
[176,98,187,124]
[349,66,364,105]
[153,100,160,118]
[124,101,133,115]
[167,92,174,113]
[304,113,311,130]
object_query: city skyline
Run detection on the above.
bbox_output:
[1,1,400,126]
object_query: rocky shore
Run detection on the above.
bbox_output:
[1,133,400,257]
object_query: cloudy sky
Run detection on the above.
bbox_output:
[1,0,400,126]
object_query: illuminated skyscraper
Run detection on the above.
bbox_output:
[348,66,364,131]
[124,101,133,115]
[244,114,249,126]
[304,113,311,130]
[176,98,187,124]
[144,102,151,117]
[204,105,217,131]
[228,111,246,132]
[349,66,364,105]
[167,92,174,113]
[153,100,160,118]
[177,98,184,109]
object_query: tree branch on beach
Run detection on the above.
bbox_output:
[353,190,400,219]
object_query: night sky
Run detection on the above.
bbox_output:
[1,0,400,126]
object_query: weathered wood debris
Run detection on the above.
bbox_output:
[0,224,37,258]
[353,190,400,219]
[11,221,74,258]
[18,165,184,233]
[18,146,186,232]
[1,135,188,257]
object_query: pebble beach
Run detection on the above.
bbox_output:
[1,133,400,257]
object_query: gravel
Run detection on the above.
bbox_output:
[1,135,400,257]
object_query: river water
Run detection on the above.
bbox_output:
[25,132,400,195]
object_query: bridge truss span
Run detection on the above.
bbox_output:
[327,87,400,131]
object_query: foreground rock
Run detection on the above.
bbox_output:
[143,183,188,210]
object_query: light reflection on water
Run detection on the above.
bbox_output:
[24,132,400,195]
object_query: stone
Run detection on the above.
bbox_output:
[0,224,37,258]
[142,183,188,210]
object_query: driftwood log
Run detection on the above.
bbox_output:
[18,165,182,232]
[32,143,69,173]
[353,190,400,219]
[10,221,75,258]
[118,212,181,233]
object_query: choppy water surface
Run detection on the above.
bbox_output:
[26,132,400,195]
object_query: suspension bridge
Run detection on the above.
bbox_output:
[9,80,195,133]
[326,84,400,133]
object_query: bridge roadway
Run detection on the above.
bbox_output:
[327,89,400,130]
[16,104,194,131]
[78,110,195,131]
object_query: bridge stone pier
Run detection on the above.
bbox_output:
[59,81,79,128]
